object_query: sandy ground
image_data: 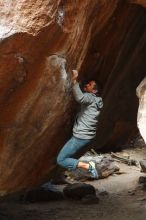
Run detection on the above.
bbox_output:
[0,146,146,220]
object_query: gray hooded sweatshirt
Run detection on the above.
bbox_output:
[73,83,103,140]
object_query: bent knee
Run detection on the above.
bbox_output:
[57,154,64,166]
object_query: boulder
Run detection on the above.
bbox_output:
[139,176,146,183]
[0,0,146,194]
[63,183,96,200]
[139,160,146,173]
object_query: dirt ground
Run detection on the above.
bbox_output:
[0,146,146,220]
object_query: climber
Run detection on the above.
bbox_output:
[57,69,103,178]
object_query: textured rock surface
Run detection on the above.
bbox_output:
[0,0,146,194]
[137,77,146,143]
[63,183,96,200]
[81,1,146,149]
[130,0,146,8]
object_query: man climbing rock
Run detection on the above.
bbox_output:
[57,70,103,178]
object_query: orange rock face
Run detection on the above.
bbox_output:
[0,0,146,194]
[130,0,146,8]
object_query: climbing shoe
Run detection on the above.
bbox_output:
[88,161,99,179]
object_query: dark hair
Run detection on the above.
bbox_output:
[80,79,102,96]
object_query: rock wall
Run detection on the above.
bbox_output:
[0,0,146,194]
[81,1,146,149]
[136,77,146,144]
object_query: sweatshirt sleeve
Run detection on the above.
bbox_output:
[97,97,103,109]
[73,83,93,105]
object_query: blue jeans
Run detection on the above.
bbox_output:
[57,136,91,171]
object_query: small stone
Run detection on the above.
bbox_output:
[139,176,146,184]
[141,183,146,191]
[140,160,146,173]
[63,183,96,200]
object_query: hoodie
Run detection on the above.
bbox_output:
[72,82,103,139]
